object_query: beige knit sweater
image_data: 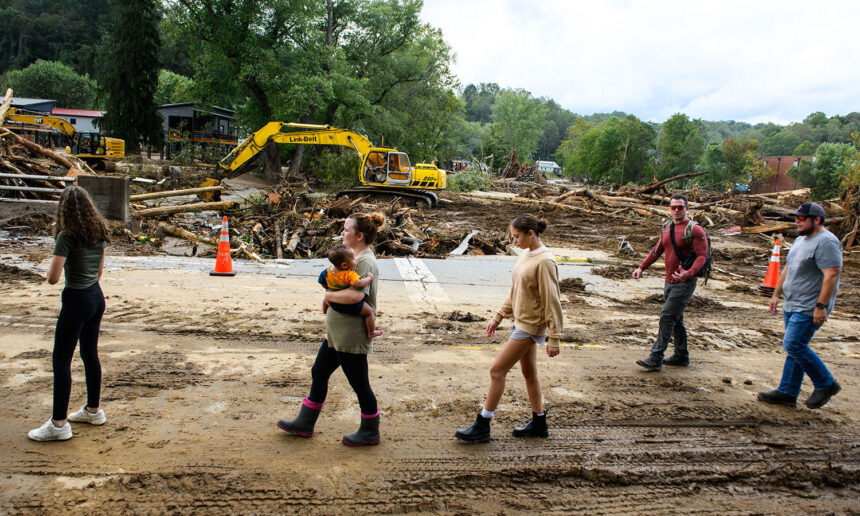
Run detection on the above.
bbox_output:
[493,250,564,348]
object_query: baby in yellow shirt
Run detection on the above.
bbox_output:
[318,244,382,338]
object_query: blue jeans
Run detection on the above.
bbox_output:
[776,311,835,398]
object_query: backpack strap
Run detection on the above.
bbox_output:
[683,220,698,242]
[668,222,688,260]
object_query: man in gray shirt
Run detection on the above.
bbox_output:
[759,203,842,409]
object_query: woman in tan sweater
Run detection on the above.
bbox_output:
[455,213,563,442]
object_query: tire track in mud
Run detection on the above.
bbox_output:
[9,420,856,514]
[371,421,859,514]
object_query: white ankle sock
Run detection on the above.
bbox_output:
[535,412,545,416]
[480,408,494,419]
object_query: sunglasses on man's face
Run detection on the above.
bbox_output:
[795,216,808,222]
[669,205,686,211]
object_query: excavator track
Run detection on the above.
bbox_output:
[335,187,438,208]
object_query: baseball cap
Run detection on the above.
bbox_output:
[790,202,826,219]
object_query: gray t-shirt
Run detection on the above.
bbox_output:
[53,231,105,289]
[325,249,378,354]
[783,229,842,315]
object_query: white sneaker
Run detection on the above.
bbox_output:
[68,406,107,425]
[28,420,73,441]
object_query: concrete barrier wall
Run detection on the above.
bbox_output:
[77,175,129,222]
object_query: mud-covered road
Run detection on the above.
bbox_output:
[0,194,858,514]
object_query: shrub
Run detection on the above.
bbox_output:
[448,169,492,192]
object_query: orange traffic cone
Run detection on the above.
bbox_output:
[758,239,781,294]
[210,216,237,277]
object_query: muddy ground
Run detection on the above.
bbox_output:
[0,189,858,514]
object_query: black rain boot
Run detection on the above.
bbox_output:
[277,401,322,438]
[342,414,381,446]
[512,411,549,438]
[454,413,491,443]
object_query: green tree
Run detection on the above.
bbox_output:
[558,115,655,185]
[722,137,763,182]
[5,60,98,108]
[808,142,857,199]
[535,98,576,160]
[0,0,112,77]
[793,140,815,155]
[555,116,593,176]
[760,129,801,156]
[462,82,499,124]
[658,113,705,180]
[699,141,727,187]
[487,89,547,160]
[154,69,195,105]
[99,0,163,152]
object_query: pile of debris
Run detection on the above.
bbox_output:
[466,169,857,247]
[128,185,512,261]
[499,150,547,183]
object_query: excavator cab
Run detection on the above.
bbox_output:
[386,152,412,185]
[362,151,411,186]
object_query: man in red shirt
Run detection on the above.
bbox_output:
[632,194,709,371]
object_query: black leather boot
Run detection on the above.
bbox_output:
[342,414,381,446]
[454,413,491,442]
[512,411,549,438]
[805,380,841,409]
[277,403,321,438]
[757,389,797,407]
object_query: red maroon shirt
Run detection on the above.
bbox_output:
[639,219,708,283]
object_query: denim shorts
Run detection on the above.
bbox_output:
[510,325,546,345]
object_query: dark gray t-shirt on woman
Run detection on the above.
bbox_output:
[782,229,842,316]
[53,231,105,289]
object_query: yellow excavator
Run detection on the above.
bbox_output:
[4,108,125,168]
[200,122,446,206]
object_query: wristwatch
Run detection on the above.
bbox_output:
[815,302,826,309]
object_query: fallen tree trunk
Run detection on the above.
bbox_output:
[462,192,602,214]
[237,241,264,263]
[132,200,237,218]
[758,188,810,198]
[157,222,217,246]
[742,222,795,234]
[130,186,223,201]
[637,170,708,195]
[274,220,283,259]
[0,88,13,123]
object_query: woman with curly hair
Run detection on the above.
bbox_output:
[28,186,110,441]
[278,211,385,446]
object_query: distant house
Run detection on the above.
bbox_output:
[52,107,105,133]
[750,156,811,194]
[536,160,562,175]
[10,97,55,113]
[157,103,238,157]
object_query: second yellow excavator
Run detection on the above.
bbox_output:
[200,122,446,206]
[4,108,124,168]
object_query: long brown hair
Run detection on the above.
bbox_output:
[348,212,385,244]
[54,186,110,246]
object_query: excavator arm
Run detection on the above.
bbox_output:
[6,108,77,137]
[212,123,375,181]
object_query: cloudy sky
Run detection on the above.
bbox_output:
[420,0,860,124]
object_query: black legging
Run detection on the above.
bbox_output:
[308,339,377,415]
[53,282,105,420]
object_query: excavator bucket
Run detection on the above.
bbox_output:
[197,177,222,202]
